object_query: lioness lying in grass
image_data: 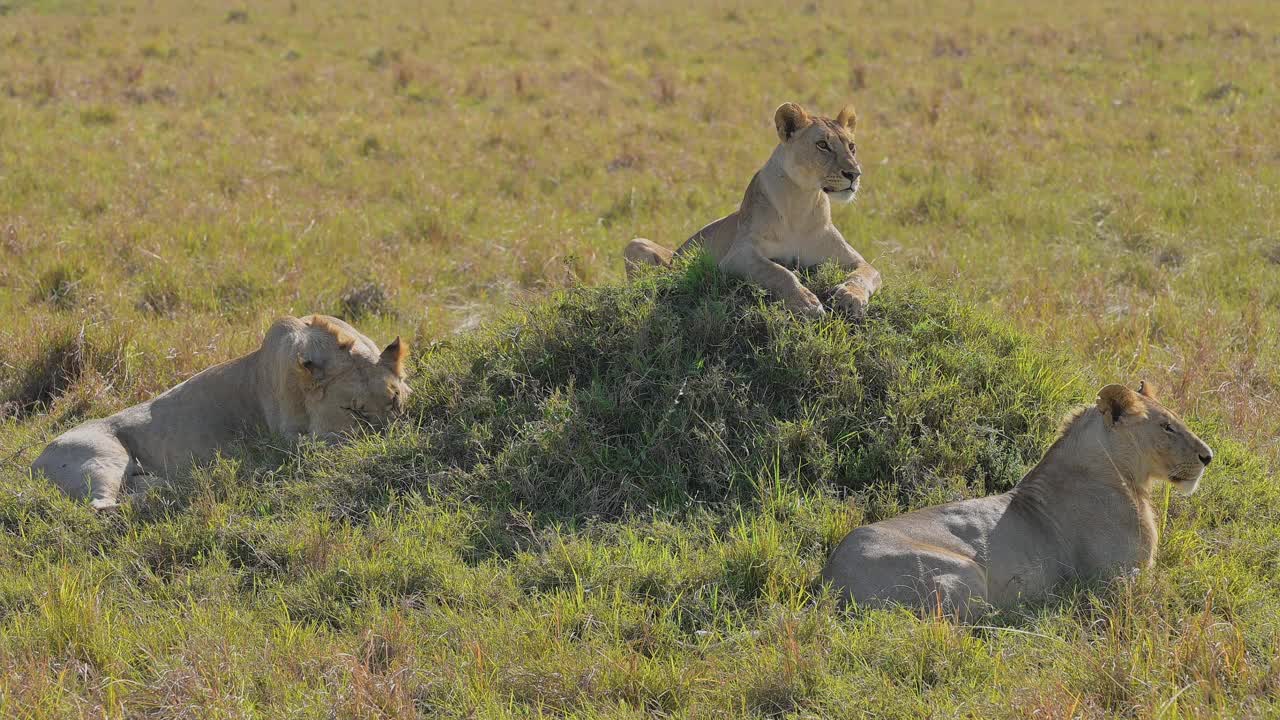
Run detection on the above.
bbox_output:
[822,382,1213,620]
[31,315,409,509]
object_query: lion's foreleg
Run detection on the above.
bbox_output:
[830,246,881,319]
[720,243,825,318]
[843,261,881,295]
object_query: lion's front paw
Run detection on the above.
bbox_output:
[831,283,870,319]
[787,287,827,318]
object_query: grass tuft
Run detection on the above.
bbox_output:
[136,278,183,317]
[338,279,397,321]
[31,265,84,310]
[1,328,91,417]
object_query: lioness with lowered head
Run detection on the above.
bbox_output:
[821,382,1213,620]
[31,315,409,509]
[624,102,881,318]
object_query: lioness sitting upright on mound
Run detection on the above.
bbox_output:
[624,102,880,318]
[32,315,409,509]
[822,382,1214,621]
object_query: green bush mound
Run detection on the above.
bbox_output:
[0,257,1276,716]
[306,256,1075,524]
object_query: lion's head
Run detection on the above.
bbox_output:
[773,102,862,204]
[1095,381,1213,495]
[294,315,410,437]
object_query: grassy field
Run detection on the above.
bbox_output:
[1,0,1278,716]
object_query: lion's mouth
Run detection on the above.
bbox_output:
[823,183,859,204]
[823,182,858,195]
[1169,472,1203,496]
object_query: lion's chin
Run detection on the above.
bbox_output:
[1170,476,1201,496]
[826,187,857,205]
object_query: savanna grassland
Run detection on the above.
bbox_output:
[1,0,1279,716]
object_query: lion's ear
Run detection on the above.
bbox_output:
[1137,380,1158,400]
[835,105,857,133]
[1096,384,1146,426]
[380,336,408,378]
[297,354,326,383]
[774,102,812,142]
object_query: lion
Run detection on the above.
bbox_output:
[30,315,409,510]
[821,382,1214,621]
[624,102,881,318]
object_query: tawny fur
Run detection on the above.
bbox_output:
[821,382,1213,620]
[623,102,881,318]
[30,315,409,509]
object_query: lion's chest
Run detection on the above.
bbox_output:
[758,228,844,269]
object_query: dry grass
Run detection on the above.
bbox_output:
[1,0,1278,716]
[1,0,1274,452]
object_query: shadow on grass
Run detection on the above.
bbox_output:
[290,253,1079,564]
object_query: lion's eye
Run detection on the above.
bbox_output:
[1162,422,1175,434]
[849,142,856,153]
[816,140,830,151]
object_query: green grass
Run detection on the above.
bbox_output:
[1,262,1277,717]
[1,0,1279,715]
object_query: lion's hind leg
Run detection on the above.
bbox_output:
[31,424,136,510]
[623,238,674,279]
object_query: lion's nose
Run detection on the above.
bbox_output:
[841,169,861,181]
[1199,452,1213,467]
